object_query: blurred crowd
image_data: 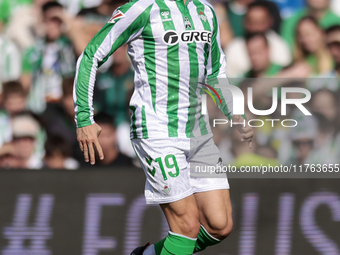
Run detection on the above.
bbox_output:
[0,0,339,169]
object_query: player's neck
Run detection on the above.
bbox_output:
[183,0,187,5]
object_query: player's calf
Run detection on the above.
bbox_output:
[160,196,201,239]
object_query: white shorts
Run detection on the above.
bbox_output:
[131,134,230,204]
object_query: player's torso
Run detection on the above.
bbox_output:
[129,0,215,80]
[128,0,216,139]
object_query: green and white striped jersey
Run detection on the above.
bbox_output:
[0,35,21,91]
[74,0,232,139]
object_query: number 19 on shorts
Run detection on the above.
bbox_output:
[146,154,180,181]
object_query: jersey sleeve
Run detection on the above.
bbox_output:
[205,6,233,120]
[205,6,226,79]
[73,0,153,128]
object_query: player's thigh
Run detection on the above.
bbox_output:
[160,194,201,238]
[194,189,232,236]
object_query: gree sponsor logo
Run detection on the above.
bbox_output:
[163,31,179,45]
[163,30,212,45]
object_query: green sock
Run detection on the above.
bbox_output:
[154,231,196,255]
[193,225,220,253]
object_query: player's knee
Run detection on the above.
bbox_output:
[182,217,201,238]
[219,218,233,239]
[206,216,233,240]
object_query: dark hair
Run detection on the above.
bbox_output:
[245,32,269,46]
[45,135,71,158]
[95,112,115,127]
[2,81,25,99]
[247,1,281,33]
[296,16,321,32]
[295,16,321,54]
[62,78,74,97]
[248,1,272,14]
[325,25,340,35]
[42,1,63,13]
[107,0,128,5]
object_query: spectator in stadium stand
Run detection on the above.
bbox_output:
[230,125,279,168]
[271,0,305,19]
[310,89,340,136]
[41,78,83,162]
[305,25,340,91]
[21,1,76,114]
[225,1,291,78]
[281,0,340,51]
[57,0,102,16]
[0,0,32,30]
[331,0,340,16]
[285,109,318,165]
[325,25,340,79]
[293,16,333,75]
[77,0,121,26]
[44,135,79,169]
[94,44,135,158]
[91,112,133,168]
[4,0,53,51]
[94,44,133,128]
[217,0,256,38]
[0,82,27,148]
[1,113,44,169]
[0,35,21,91]
[0,149,22,169]
[55,0,129,56]
[210,1,234,49]
[242,33,283,78]
[305,88,340,165]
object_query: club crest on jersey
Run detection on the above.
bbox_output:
[163,186,171,195]
[199,11,207,22]
[184,17,192,29]
[108,10,125,24]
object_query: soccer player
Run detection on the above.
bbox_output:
[74,0,254,254]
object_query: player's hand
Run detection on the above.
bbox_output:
[233,115,254,149]
[77,123,104,165]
